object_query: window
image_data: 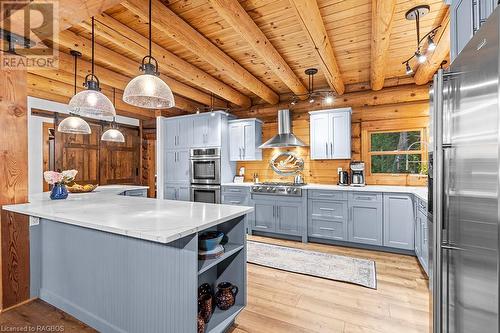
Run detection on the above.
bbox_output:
[361,118,428,186]
[370,130,424,174]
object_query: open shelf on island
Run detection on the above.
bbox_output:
[205,305,244,333]
[198,243,244,275]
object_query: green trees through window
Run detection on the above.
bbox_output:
[370,131,425,174]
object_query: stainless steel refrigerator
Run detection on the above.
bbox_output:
[431,7,500,333]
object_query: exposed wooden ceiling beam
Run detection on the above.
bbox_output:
[232,84,429,120]
[208,0,308,99]
[123,0,280,105]
[56,29,225,108]
[79,14,250,107]
[414,9,450,85]
[288,0,345,95]
[370,0,397,91]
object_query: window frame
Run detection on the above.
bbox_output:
[361,118,428,186]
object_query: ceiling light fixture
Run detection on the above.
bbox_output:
[68,17,116,119]
[101,88,125,143]
[58,50,92,135]
[289,68,335,106]
[401,5,441,76]
[123,0,175,109]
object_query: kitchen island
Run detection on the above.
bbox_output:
[3,185,253,333]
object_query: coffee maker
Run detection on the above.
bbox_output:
[350,161,365,187]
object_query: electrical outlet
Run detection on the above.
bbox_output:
[29,216,40,226]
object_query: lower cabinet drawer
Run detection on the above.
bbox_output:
[348,192,382,203]
[310,200,346,220]
[309,219,346,240]
[221,194,247,205]
[309,190,347,201]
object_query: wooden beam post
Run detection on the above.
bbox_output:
[370,0,397,91]
[289,0,345,95]
[0,54,30,310]
[414,9,450,85]
[123,0,280,105]
[80,14,251,108]
[208,0,309,99]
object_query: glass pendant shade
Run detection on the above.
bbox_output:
[123,73,175,109]
[101,128,125,143]
[69,89,116,119]
[58,116,91,134]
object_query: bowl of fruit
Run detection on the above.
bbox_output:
[66,183,98,193]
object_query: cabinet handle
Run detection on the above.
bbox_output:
[325,142,328,156]
[272,206,275,218]
[276,206,279,219]
[229,201,241,204]
[319,227,336,231]
[330,142,333,156]
[354,196,373,201]
[319,208,336,212]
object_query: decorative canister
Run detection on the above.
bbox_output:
[215,282,238,310]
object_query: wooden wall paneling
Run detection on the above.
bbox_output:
[55,121,101,185]
[235,84,430,186]
[100,126,141,185]
[0,55,30,310]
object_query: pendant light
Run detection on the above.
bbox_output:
[58,50,92,135]
[69,17,116,118]
[289,68,336,106]
[122,0,175,109]
[101,88,125,143]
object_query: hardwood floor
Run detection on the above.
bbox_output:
[0,236,429,333]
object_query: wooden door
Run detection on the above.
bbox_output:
[100,126,140,185]
[55,121,101,184]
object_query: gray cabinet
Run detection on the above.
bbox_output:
[228,119,263,161]
[165,184,190,201]
[451,0,498,62]
[192,113,221,147]
[165,149,189,183]
[383,194,415,250]
[221,185,254,234]
[415,199,429,275]
[308,192,348,241]
[165,117,192,150]
[309,108,351,160]
[252,195,306,240]
[348,192,383,246]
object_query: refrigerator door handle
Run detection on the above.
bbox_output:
[442,244,465,251]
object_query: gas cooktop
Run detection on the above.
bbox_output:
[251,182,306,196]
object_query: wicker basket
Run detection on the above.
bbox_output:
[67,184,98,193]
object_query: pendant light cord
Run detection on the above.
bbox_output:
[91,16,95,77]
[148,0,152,63]
[73,52,77,95]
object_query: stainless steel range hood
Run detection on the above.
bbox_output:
[259,109,307,148]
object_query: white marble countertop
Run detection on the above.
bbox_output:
[3,185,253,244]
[221,182,428,202]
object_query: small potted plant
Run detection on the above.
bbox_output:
[43,170,78,200]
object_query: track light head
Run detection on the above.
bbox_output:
[405,62,413,75]
[324,94,334,104]
[427,36,436,51]
[415,51,427,64]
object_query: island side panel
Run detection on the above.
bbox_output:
[32,219,198,333]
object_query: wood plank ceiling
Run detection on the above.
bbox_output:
[29,0,449,118]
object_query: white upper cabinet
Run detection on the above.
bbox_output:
[228,119,263,161]
[309,108,351,160]
[451,0,497,62]
[192,113,222,147]
[165,117,192,150]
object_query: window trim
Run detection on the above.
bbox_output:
[361,118,428,186]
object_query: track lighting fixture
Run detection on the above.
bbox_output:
[288,68,335,106]
[401,5,441,76]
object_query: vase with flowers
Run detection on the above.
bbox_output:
[44,170,78,200]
